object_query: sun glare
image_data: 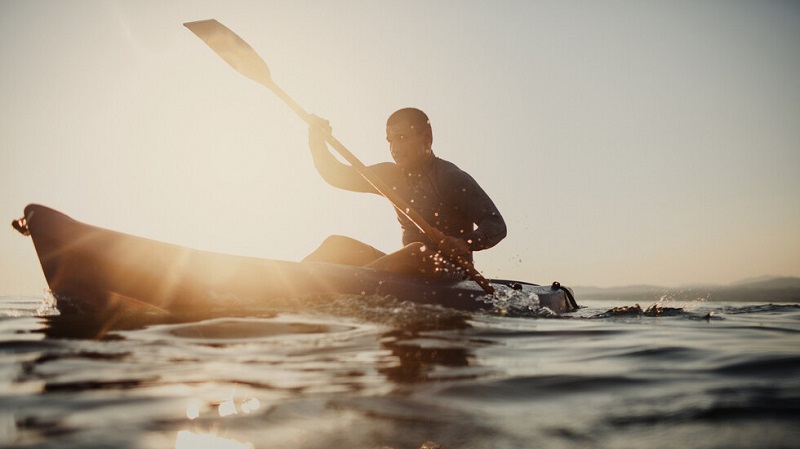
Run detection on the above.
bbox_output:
[175,430,254,449]
[178,394,262,449]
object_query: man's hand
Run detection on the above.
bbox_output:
[308,114,332,149]
[437,236,471,261]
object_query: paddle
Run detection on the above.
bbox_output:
[184,19,495,295]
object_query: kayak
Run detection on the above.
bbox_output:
[12,204,578,315]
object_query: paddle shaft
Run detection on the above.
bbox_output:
[184,20,494,294]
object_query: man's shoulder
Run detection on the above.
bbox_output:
[433,157,477,184]
[433,157,468,176]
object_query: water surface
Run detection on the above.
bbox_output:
[1,293,798,448]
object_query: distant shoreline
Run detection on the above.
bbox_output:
[573,277,800,303]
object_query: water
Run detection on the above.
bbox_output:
[1,293,799,449]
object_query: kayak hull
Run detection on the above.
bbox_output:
[15,204,578,315]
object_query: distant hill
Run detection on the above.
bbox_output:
[573,277,800,303]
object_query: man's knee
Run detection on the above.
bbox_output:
[319,235,361,251]
[303,235,385,265]
[400,242,426,257]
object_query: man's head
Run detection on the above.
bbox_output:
[386,108,433,170]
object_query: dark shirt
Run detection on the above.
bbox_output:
[310,146,507,252]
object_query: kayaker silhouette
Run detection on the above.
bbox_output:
[303,107,507,280]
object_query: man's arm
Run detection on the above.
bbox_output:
[308,116,377,193]
[458,173,507,252]
[434,168,506,260]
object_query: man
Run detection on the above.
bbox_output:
[303,107,506,279]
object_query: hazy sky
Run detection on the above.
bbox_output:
[2,0,799,295]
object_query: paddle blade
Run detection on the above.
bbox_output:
[184,19,273,87]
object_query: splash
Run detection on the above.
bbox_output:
[36,291,60,316]
[483,285,561,318]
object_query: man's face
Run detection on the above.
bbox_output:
[386,120,432,170]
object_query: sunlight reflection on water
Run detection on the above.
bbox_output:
[175,430,254,449]
[186,399,201,420]
[185,395,262,419]
[178,394,262,448]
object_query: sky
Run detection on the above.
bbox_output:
[1,0,799,296]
